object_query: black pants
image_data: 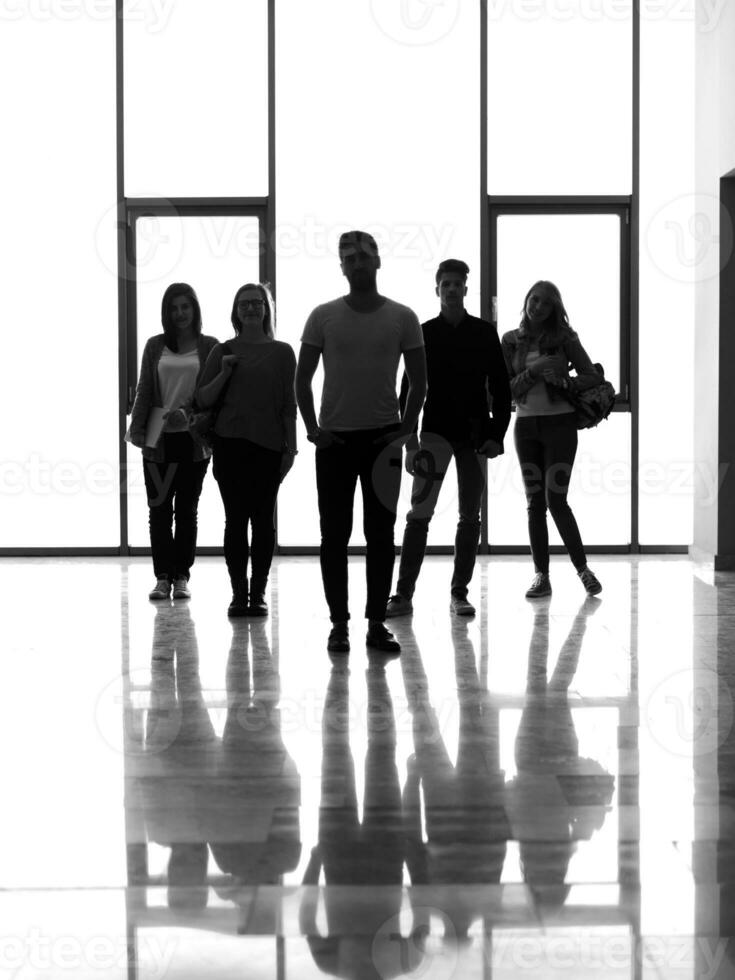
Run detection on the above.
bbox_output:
[143,433,209,581]
[213,436,282,590]
[315,425,402,622]
[513,413,587,574]
[396,434,486,600]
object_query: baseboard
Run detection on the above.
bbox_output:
[690,545,735,571]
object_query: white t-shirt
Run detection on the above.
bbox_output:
[301,297,423,430]
[158,347,200,431]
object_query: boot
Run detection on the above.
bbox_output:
[248,578,268,617]
[227,579,249,618]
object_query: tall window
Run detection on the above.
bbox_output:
[487,2,636,547]
[276,0,481,547]
[1,16,118,547]
[121,3,270,550]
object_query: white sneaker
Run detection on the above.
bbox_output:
[149,577,171,600]
[172,577,191,599]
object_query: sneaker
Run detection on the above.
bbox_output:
[172,577,191,600]
[366,623,401,655]
[450,596,476,617]
[385,594,413,618]
[248,592,268,617]
[228,584,249,618]
[525,573,551,599]
[578,566,602,596]
[149,577,171,600]
[327,623,350,654]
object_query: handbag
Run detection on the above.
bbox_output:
[188,341,234,450]
[568,363,616,430]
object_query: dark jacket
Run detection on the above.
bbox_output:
[501,326,600,407]
[128,333,220,462]
[401,312,512,450]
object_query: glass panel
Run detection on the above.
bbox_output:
[496,213,622,393]
[276,0,480,546]
[0,16,118,547]
[487,2,632,194]
[489,412,630,546]
[126,215,261,548]
[124,1,268,196]
[638,14,695,544]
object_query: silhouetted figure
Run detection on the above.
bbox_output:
[197,283,297,618]
[299,662,427,979]
[505,599,615,911]
[296,230,427,655]
[387,258,511,619]
[128,282,218,601]
[401,622,510,941]
[501,280,602,599]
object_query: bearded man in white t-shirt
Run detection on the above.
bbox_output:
[296,230,427,656]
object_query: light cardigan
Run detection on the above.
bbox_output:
[501,326,600,408]
[128,334,219,462]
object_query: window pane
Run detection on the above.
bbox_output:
[276,0,480,546]
[638,14,694,544]
[489,412,631,546]
[127,215,261,548]
[487,3,632,194]
[0,17,118,547]
[496,213,622,393]
[124,2,268,196]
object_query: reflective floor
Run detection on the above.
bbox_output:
[1,555,734,978]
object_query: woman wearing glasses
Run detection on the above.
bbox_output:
[197,283,297,617]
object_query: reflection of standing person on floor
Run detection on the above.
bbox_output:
[209,619,301,901]
[298,663,426,980]
[505,599,615,911]
[401,622,510,940]
[135,604,217,911]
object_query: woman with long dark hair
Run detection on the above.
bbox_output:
[197,283,297,618]
[128,283,219,600]
[501,281,602,599]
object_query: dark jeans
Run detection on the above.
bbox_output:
[143,433,209,581]
[315,425,402,622]
[213,436,282,590]
[396,434,486,600]
[513,413,587,574]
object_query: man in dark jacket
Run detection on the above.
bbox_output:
[386,259,511,618]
